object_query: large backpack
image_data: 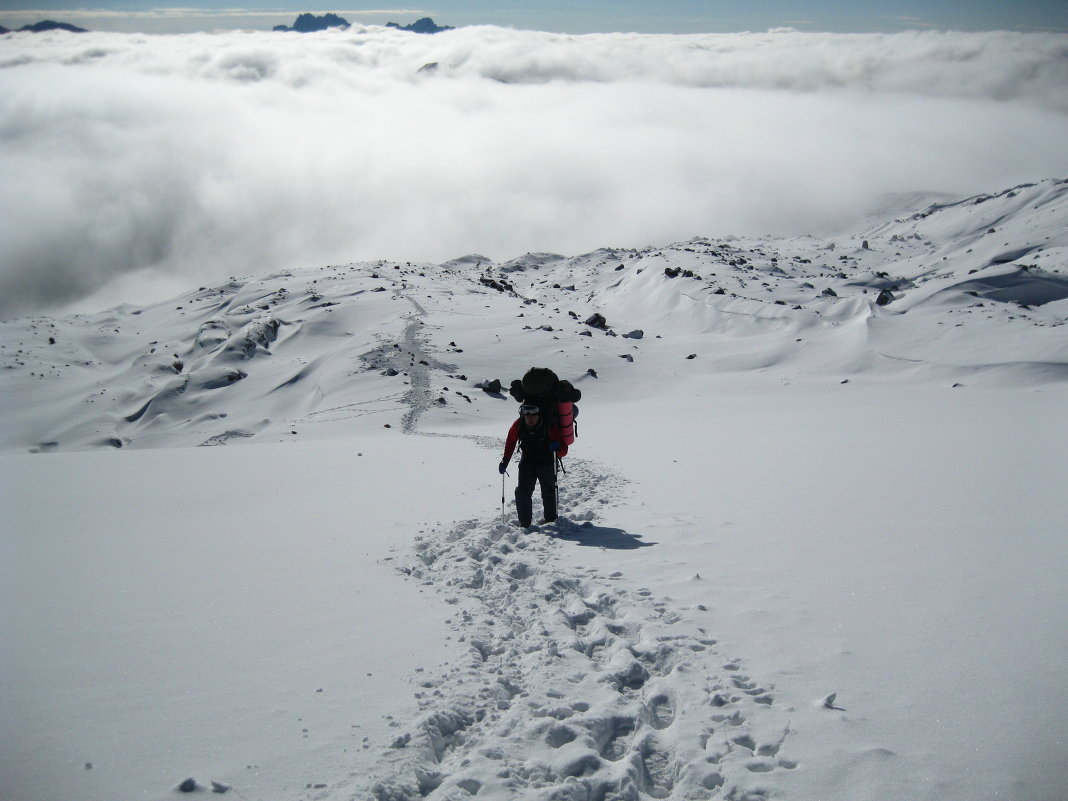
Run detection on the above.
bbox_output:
[509,367,581,445]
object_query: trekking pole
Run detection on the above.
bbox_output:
[555,456,560,519]
[501,469,508,524]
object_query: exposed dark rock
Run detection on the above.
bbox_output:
[479,378,502,394]
[479,275,515,294]
[875,289,895,306]
[386,17,454,34]
[584,313,607,329]
[274,12,349,32]
[17,20,88,33]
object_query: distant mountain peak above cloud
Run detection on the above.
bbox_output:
[273,12,350,33]
[270,13,454,34]
[386,17,454,34]
[2,19,89,34]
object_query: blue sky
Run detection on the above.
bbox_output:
[1,0,1067,34]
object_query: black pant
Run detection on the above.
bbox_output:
[515,459,557,526]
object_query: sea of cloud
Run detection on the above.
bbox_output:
[2,25,1067,317]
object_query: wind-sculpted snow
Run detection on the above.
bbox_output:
[2,178,1066,452]
[364,459,795,800]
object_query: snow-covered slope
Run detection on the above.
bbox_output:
[2,181,1066,801]
[3,179,1066,454]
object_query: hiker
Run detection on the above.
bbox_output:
[500,402,568,527]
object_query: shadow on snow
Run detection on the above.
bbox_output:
[552,520,656,549]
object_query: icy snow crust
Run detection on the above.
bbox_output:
[2,180,1068,800]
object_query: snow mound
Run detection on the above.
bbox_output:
[927,267,1068,307]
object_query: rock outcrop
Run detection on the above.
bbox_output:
[13,20,89,33]
[273,13,350,32]
[386,17,454,34]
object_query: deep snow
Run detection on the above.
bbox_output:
[2,179,1067,800]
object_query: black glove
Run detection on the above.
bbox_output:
[498,462,507,474]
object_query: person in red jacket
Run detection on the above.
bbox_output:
[499,403,568,527]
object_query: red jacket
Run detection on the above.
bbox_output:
[503,417,568,464]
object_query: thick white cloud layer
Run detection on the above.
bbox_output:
[2,26,1067,316]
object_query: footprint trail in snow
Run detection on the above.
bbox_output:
[364,454,797,800]
[347,291,799,799]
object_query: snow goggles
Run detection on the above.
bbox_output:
[519,404,541,416]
